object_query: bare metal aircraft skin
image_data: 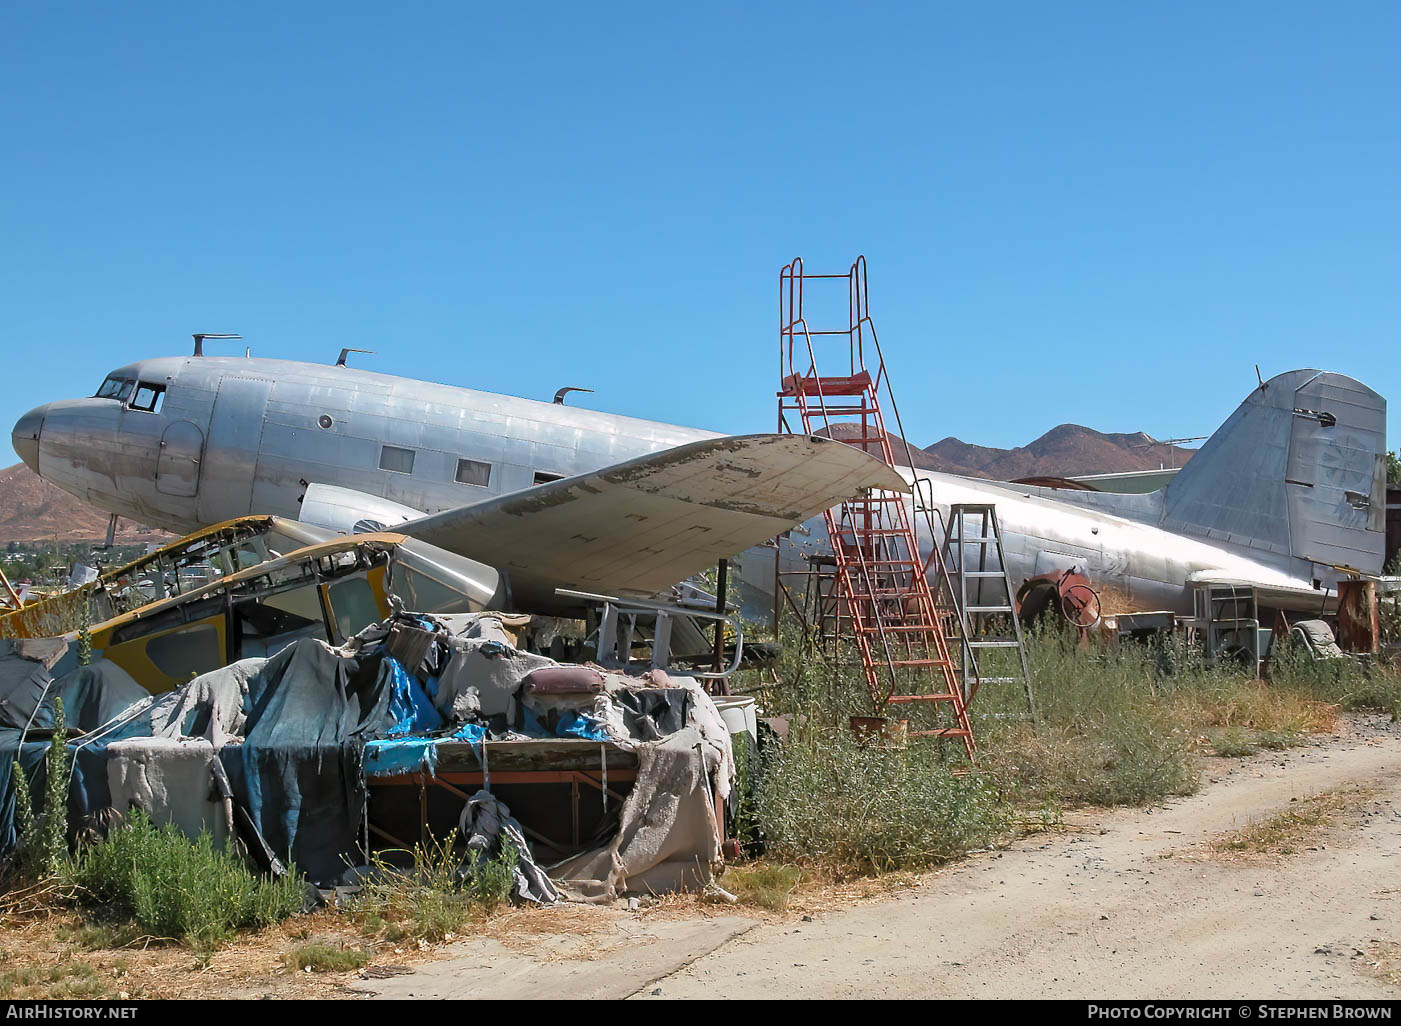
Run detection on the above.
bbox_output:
[11,354,1388,616]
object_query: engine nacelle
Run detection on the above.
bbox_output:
[299,483,423,535]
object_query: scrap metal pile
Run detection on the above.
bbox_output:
[0,609,737,903]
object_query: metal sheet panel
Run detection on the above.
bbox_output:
[1286,373,1387,568]
[401,434,907,602]
[156,420,204,497]
[197,375,273,522]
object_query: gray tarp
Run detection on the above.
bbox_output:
[548,727,720,902]
[2,609,737,900]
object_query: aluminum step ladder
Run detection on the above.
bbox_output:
[940,503,1037,720]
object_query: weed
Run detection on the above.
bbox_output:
[730,730,763,854]
[1210,727,1258,758]
[282,940,371,973]
[54,920,144,951]
[355,830,517,943]
[70,809,305,950]
[970,630,1200,806]
[13,697,72,882]
[756,727,1007,874]
[1213,785,1378,857]
[1270,643,1401,717]
[721,863,803,911]
[0,962,113,1000]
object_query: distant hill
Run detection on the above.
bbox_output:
[0,464,168,544]
[808,422,1195,479]
[815,424,946,471]
[921,424,1197,480]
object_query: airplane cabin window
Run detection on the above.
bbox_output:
[455,458,491,487]
[129,383,166,413]
[379,445,416,474]
[400,566,471,613]
[143,623,222,682]
[533,471,564,485]
[96,376,135,402]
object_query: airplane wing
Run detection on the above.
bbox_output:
[399,433,907,604]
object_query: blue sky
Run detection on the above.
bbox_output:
[2,2,1398,454]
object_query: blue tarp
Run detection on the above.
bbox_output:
[363,721,488,779]
[0,632,468,885]
[0,662,151,855]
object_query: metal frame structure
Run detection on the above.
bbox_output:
[554,587,745,681]
[775,256,975,759]
[366,739,642,859]
[1190,581,1267,676]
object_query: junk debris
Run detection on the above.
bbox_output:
[0,609,738,903]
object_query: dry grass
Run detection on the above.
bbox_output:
[1212,785,1380,859]
[1360,940,1401,989]
[0,961,115,1000]
[1169,681,1338,755]
[0,904,420,999]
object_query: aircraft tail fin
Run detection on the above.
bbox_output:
[1160,369,1387,573]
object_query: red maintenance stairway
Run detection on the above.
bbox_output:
[776,256,976,760]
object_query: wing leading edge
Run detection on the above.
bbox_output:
[400,433,907,604]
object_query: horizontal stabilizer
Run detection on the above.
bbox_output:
[401,433,907,604]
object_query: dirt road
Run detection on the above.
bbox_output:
[362,716,1401,1000]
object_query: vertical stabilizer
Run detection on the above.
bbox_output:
[1160,369,1387,573]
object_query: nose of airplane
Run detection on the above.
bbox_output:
[12,405,45,474]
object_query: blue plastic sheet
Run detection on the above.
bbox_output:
[363,720,488,779]
[383,655,443,737]
[555,709,610,741]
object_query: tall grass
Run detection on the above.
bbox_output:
[355,830,517,943]
[740,615,1401,878]
[756,729,1007,873]
[973,628,1199,807]
[744,629,1007,874]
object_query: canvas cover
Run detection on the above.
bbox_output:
[0,609,736,898]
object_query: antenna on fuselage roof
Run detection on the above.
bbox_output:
[553,386,594,405]
[192,333,242,356]
[337,348,375,367]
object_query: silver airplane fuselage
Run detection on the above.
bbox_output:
[11,354,1385,618]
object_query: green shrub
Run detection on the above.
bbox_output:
[756,729,1007,873]
[71,809,305,949]
[356,830,517,943]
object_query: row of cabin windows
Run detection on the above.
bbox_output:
[377,445,566,489]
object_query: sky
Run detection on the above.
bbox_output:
[2,2,1398,455]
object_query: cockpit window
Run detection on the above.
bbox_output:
[129,382,166,413]
[96,376,135,401]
